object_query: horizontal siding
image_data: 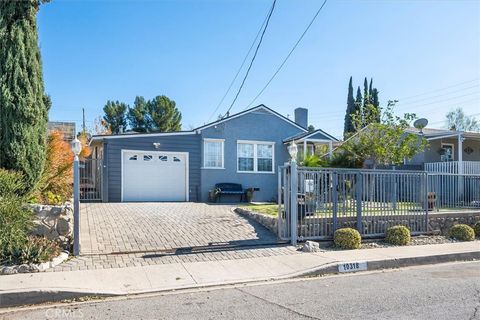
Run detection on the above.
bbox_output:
[105,134,201,202]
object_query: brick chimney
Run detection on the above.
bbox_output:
[294,108,308,129]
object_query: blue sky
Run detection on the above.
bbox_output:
[37,0,479,138]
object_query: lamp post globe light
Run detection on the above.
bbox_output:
[71,137,82,256]
[288,141,298,163]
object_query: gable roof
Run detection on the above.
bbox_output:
[283,129,339,143]
[90,104,307,142]
[193,104,308,132]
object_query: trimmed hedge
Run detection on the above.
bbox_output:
[449,224,475,241]
[385,225,411,246]
[334,228,361,250]
[474,221,480,239]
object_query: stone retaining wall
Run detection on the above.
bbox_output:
[235,208,480,238]
[235,208,278,235]
[28,202,74,250]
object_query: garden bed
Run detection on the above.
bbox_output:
[0,250,69,275]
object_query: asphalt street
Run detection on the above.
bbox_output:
[2,261,479,320]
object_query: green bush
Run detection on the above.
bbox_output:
[334,228,361,249]
[0,169,27,199]
[474,221,480,238]
[385,225,411,246]
[449,224,475,241]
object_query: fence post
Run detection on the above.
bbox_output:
[356,172,363,234]
[332,172,338,233]
[290,161,298,246]
[424,172,429,232]
[277,167,283,238]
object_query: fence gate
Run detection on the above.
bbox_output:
[278,163,429,244]
[80,158,103,201]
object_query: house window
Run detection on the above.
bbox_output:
[237,141,275,173]
[203,139,224,168]
[441,143,454,162]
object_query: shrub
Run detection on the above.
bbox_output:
[385,225,411,246]
[474,221,480,238]
[0,169,27,199]
[334,228,361,249]
[449,224,475,241]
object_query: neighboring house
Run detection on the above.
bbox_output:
[89,105,337,202]
[406,127,480,174]
[48,121,76,141]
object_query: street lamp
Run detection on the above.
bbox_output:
[288,141,298,163]
[71,137,82,256]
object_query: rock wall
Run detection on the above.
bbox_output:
[28,203,74,250]
[235,208,278,235]
[428,212,480,235]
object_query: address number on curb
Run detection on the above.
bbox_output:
[338,261,367,273]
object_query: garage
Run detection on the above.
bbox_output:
[121,150,189,202]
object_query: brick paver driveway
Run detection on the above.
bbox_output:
[80,203,279,255]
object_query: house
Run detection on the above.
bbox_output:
[48,121,76,142]
[89,105,337,203]
[406,127,480,174]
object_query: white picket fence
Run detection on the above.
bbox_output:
[425,161,480,175]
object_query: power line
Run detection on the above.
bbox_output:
[222,0,277,117]
[205,4,273,123]
[395,84,479,106]
[396,79,479,101]
[246,0,328,109]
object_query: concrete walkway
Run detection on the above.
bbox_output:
[1,241,478,307]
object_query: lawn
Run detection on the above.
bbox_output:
[240,203,279,216]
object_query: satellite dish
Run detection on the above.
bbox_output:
[413,118,428,133]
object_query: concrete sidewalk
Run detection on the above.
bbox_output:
[0,242,478,308]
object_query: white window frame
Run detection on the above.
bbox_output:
[203,138,225,169]
[441,143,455,162]
[237,140,275,174]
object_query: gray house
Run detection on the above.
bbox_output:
[89,105,337,203]
[406,127,480,174]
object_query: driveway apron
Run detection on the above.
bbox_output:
[79,202,278,254]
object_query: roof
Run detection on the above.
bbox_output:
[90,104,308,142]
[283,129,338,143]
[405,127,480,141]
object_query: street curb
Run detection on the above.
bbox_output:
[1,250,478,308]
[295,251,480,278]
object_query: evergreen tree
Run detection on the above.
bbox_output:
[343,76,356,138]
[371,88,380,122]
[0,0,51,191]
[368,78,373,104]
[103,100,127,134]
[148,95,182,132]
[354,86,363,124]
[307,124,315,132]
[363,77,369,110]
[127,96,150,132]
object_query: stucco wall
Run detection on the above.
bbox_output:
[103,133,201,202]
[200,109,304,202]
[408,138,480,165]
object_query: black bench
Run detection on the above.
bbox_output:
[214,183,245,202]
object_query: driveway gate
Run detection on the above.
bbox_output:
[278,163,429,244]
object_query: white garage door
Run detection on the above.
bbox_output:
[122,150,188,202]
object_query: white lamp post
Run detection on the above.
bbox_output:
[71,137,82,256]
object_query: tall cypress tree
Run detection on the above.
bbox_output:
[0,0,51,191]
[368,78,373,104]
[371,88,380,122]
[344,76,356,138]
[354,86,363,129]
[363,77,369,110]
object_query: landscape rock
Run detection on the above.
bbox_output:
[302,240,322,253]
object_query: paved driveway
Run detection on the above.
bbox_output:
[80,203,278,255]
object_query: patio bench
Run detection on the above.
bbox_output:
[213,183,246,202]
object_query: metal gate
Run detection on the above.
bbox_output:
[80,159,103,201]
[278,163,429,243]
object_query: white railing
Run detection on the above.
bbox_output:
[425,161,480,175]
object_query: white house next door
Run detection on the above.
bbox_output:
[122,150,188,202]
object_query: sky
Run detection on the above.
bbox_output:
[37,0,480,138]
